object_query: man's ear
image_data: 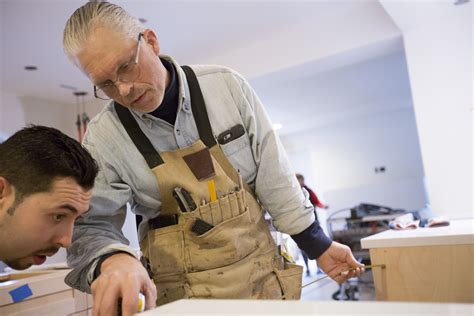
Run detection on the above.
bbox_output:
[142,29,160,55]
[0,177,14,210]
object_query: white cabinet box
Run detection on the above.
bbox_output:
[0,269,92,315]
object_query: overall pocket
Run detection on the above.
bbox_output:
[152,273,192,306]
[275,263,303,300]
[184,207,258,272]
[146,224,185,276]
[186,247,276,299]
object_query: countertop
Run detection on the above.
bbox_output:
[361,218,474,249]
[141,299,474,315]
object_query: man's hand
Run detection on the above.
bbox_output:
[316,241,364,284]
[91,253,157,316]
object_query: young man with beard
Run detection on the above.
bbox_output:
[0,126,98,270]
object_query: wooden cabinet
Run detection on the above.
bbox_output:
[361,219,474,303]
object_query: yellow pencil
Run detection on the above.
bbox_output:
[208,179,217,202]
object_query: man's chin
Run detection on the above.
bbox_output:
[4,258,33,271]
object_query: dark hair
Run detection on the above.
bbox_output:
[0,125,98,199]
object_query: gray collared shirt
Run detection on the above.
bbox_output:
[65,56,315,292]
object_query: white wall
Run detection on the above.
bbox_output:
[0,91,26,136]
[281,107,427,219]
[0,90,108,138]
[0,90,79,138]
[381,1,473,218]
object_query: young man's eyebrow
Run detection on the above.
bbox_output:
[59,204,78,214]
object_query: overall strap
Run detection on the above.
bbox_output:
[115,102,164,168]
[181,66,217,148]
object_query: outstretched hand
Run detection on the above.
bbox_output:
[91,253,157,316]
[316,241,364,284]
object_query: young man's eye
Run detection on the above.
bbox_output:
[52,214,66,222]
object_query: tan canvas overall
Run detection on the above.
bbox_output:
[115,66,302,305]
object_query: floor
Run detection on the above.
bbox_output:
[297,257,376,302]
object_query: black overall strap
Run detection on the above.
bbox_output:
[115,102,164,168]
[182,65,217,148]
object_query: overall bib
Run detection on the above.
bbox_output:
[115,66,302,305]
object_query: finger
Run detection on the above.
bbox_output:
[91,281,99,316]
[120,275,143,316]
[98,277,120,316]
[332,270,349,284]
[345,252,363,269]
[328,265,347,283]
[91,277,109,316]
[356,266,365,276]
[341,270,350,280]
[349,267,363,278]
[121,287,139,316]
[142,280,157,310]
[349,268,359,278]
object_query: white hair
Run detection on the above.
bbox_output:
[63,1,145,61]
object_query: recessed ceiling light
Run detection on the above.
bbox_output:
[139,18,147,23]
[454,0,469,5]
[73,91,88,97]
[24,65,37,71]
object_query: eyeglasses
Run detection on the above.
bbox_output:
[93,33,144,100]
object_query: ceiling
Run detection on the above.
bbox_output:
[1,0,410,135]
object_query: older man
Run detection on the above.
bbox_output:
[63,2,363,315]
[0,125,98,270]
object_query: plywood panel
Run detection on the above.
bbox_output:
[0,269,70,306]
[370,244,474,303]
[0,290,74,315]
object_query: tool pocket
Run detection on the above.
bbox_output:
[152,274,192,306]
[274,263,303,300]
[185,246,277,299]
[227,191,241,217]
[184,206,258,272]
[192,191,243,226]
[146,225,185,276]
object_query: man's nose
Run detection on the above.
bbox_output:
[55,224,74,248]
[116,81,133,97]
